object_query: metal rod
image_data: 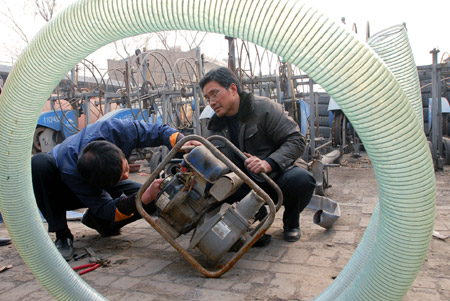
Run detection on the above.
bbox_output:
[309,79,316,157]
[314,140,332,151]
[430,48,442,161]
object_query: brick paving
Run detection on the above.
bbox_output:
[0,152,449,300]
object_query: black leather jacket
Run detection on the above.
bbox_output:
[207,92,306,176]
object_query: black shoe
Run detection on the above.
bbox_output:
[81,209,121,237]
[252,234,272,247]
[283,228,300,242]
[0,237,11,246]
[55,237,73,261]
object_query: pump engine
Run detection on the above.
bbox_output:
[153,145,266,262]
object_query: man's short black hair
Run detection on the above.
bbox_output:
[199,67,242,93]
[77,140,125,189]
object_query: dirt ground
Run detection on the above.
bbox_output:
[0,152,449,300]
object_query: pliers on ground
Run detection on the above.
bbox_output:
[73,247,110,275]
[72,262,101,275]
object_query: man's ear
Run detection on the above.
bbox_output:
[229,83,238,94]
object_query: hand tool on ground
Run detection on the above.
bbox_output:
[72,262,101,275]
[85,247,100,262]
[72,247,110,275]
[73,252,89,261]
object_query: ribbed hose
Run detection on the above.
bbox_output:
[0,0,435,300]
[316,24,431,301]
[367,25,424,126]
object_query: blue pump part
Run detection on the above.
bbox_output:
[298,99,310,136]
[37,110,78,139]
[428,97,450,130]
[185,146,230,183]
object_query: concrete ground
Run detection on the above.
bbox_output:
[0,152,449,300]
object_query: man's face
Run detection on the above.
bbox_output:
[119,158,129,182]
[203,81,239,117]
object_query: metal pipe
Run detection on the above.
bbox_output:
[309,79,316,158]
[430,49,443,159]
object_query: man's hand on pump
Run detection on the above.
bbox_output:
[244,152,272,174]
[141,178,164,205]
[180,140,203,152]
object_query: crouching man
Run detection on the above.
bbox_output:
[32,118,195,260]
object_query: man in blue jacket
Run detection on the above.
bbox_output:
[32,118,191,260]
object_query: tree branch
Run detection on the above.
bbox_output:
[1,4,29,44]
[34,0,56,22]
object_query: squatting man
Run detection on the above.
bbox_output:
[199,67,316,244]
[32,118,198,260]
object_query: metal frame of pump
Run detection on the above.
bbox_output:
[135,135,283,278]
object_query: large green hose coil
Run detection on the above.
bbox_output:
[0,0,435,300]
[368,25,424,126]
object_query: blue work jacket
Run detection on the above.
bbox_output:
[49,118,178,221]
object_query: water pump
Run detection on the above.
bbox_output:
[136,135,281,277]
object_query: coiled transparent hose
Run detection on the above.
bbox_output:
[0,0,435,300]
[317,23,431,301]
[368,25,424,125]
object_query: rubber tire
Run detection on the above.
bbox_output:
[32,127,47,154]
[332,111,343,147]
[149,151,162,174]
[443,137,450,165]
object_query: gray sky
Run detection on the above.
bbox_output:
[1,0,448,67]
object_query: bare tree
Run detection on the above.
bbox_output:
[1,3,30,44]
[112,30,184,60]
[1,0,59,61]
[155,31,179,51]
[34,0,57,22]
[154,30,209,51]
[112,34,154,60]
[179,31,209,50]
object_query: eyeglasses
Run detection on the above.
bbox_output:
[204,88,226,103]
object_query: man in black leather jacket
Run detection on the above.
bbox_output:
[199,67,316,242]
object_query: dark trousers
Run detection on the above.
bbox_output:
[31,152,142,233]
[225,166,316,230]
